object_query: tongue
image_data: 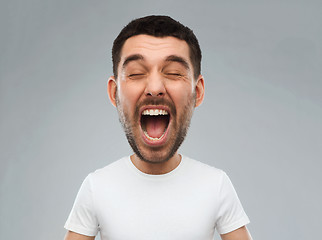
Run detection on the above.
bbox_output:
[145,116,167,138]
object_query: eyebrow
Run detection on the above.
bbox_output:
[122,54,144,69]
[165,55,190,70]
[121,54,190,70]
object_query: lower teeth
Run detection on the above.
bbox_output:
[144,131,166,141]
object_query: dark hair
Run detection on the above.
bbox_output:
[112,15,202,80]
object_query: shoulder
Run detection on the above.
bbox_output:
[86,156,129,183]
[182,156,227,185]
[184,156,225,175]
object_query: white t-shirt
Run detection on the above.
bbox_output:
[65,156,250,239]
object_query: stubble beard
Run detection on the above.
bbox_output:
[115,93,196,164]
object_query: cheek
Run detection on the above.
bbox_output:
[118,82,145,109]
[167,82,194,104]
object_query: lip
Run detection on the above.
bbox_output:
[139,105,172,146]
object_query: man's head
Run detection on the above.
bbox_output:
[108,15,204,164]
[112,15,202,80]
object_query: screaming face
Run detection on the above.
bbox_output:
[116,93,196,164]
[109,35,204,164]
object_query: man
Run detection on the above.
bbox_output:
[64,15,252,240]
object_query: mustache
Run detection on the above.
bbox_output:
[135,98,176,116]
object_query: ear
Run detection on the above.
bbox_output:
[194,75,205,107]
[107,76,117,107]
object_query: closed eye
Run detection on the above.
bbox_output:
[165,73,185,80]
[129,74,144,77]
[166,73,183,76]
[128,73,145,79]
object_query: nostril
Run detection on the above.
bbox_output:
[146,92,164,97]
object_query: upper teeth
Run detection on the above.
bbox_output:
[142,109,169,116]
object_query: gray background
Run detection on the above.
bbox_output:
[1,0,321,239]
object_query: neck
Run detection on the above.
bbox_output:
[130,153,182,175]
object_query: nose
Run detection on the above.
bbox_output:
[144,72,166,97]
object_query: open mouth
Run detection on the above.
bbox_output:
[140,108,170,143]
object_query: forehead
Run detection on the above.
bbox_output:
[120,35,191,64]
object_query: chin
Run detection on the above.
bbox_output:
[128,132,183,165]
[139,151,176,164]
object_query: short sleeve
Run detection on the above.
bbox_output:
[64,174,99,236]
[215,172,250,235]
